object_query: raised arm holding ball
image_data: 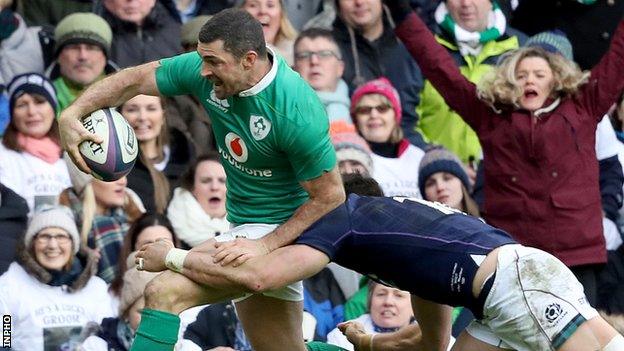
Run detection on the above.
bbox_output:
[58,8,344,351]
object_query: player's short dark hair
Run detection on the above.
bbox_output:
[198,8,267,59]
[294,28,340,56]
[342,173,384,196]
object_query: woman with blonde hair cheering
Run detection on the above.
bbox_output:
[385,0,624,312]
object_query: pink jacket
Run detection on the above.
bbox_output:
[395,12,624,266]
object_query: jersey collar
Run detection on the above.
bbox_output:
[238,47,278,97]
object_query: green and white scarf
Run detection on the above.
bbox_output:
[435,1,506,56]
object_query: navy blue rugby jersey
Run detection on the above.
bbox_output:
[296,194,516,313]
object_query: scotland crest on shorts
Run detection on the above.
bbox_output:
[250,115,271,141]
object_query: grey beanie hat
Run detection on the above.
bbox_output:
[525,30,573,61]
[25,205,80,254]
[54,13,113,56]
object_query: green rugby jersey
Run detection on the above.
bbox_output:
[156,50,336,224]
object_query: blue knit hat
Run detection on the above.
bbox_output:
[7,73,58,115]
[418,146,471,199]
[525,30,573,61]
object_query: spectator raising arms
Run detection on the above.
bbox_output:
[415,0,526,166]
[0,205,114,351]
[384,0,624,305]
[0,73,71,213]
[351,77,424,198]
[120,94,196,214]
[167,153,230,248]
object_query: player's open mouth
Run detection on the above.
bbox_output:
[209,197,222,204]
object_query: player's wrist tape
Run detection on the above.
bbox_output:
[165,248,188,273]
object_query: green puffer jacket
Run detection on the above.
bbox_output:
[416,31,524,163]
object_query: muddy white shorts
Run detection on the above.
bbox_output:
[215,223,304,302]
[465,244,598,350]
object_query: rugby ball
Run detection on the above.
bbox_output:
[79,108,138,181]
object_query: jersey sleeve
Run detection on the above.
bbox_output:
[280,98,337,182]
[155,52,204,97]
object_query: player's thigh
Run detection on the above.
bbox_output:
[235,294,306,351]
[452,330,511,351]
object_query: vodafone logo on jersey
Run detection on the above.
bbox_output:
[225,132,248,163]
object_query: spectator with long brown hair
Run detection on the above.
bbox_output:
[119,94,196,214]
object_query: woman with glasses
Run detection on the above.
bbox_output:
[351,77,425,198]
[0,205,114,351]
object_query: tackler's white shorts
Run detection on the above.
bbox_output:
[215,223,304,302]
[466,244,598,351]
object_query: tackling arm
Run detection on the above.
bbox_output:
[212,167,345,267]
[261,166,345,251]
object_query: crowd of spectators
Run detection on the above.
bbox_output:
[1,0,624,349]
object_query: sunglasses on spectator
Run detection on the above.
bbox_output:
[295,50,341,61]
[354,104,393,115]
[35,233,72,245]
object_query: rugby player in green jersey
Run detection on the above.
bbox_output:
[58,9,344,351]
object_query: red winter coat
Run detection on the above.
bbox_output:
[395,13,624,267]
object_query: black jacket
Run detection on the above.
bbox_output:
[332,13,426,148]
[126,127,196,213]
[0,184,28,275]
[99,1,182,68]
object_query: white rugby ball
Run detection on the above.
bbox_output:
[79,108,138,181]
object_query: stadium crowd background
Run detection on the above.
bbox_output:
[1,0,624,349]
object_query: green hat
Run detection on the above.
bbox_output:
[181,15,212,46]
[54,13,112,57]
